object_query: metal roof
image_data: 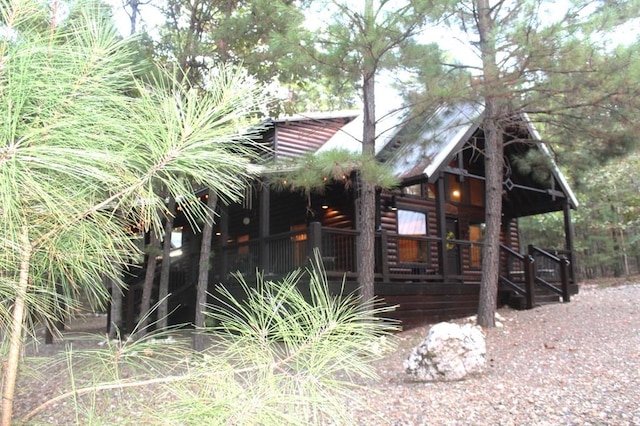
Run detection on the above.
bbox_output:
[253,93,579,213]
[315,104,409,155]
[270,110,360,124]
[381,103,483,180]
[312,102,578,210]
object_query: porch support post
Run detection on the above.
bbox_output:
[259,182,270,272]
[125,283,135,334]
[381,229,389,282]
[308,221,322,255]
[560,258,571,302]
[435,174,449,280]
[219,205,229,279]
[562,198,577,286]
[523,252,536,309]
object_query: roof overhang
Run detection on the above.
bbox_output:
[522,113,579,209]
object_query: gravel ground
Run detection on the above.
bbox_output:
[13,281,640,425]
[350,282,640,425]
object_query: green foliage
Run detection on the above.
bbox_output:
[1,0,264,420]
[146,0,342,114]
[510,149,553,188]
[23,257,398,424]
[308,0,448,88]
[521,153,640,278]
[0,0,262,324]
[154,256,398,425]
[535,42,640,179]
[270,148,399,197]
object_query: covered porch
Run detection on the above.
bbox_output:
[202,173,577,327]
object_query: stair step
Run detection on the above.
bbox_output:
[506,290,561,310]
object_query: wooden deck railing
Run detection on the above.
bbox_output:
[528,245,571,303]
[216,225,572,307]
[499,244,536,309]
[221,229,310,277]
[219,224,446,283]
[499,244,571,308]
[118,224,575,334]
[378,230,442,282]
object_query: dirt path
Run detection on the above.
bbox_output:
[12,281,640,425]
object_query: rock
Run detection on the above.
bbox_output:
[463,312,506,327]
[403,322,486,381]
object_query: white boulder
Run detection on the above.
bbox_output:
[404,322,486,381]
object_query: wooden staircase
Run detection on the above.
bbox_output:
[502,287,561,310]
[499,244,573,310]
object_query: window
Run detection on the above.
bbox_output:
[427,183,436,199]
[469,178,484,206]
[397,209,428,263]
[170,228,183,258]
[403,183,422,196]
[447,174,461,202]
[469,223,485,268]
[237,234,250,254]
[291,224,308,266]
[398,210,427,235]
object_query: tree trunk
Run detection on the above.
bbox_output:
[157,199,176,330]
[108,273,123,339]
[194,192,218,351]
[476,0,504,328]
[477,109,503,327]
[358,179,376,304]
[1,227,32,426]
[126,0,140,36]
[357,3,377,306]
[137,231,159,338]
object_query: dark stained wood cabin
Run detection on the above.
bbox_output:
[124,105,579,330]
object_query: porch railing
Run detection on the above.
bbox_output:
[221,228,310,277]
[217,225,572,305]
[499,244,571,308]
[529,245,571,303]
[219,224,446,282]
[318,227,358,275]
[499,244,536,309]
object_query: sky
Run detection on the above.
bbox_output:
[105,0,639,106]
[71,0,640,51]
[107,0,163,37]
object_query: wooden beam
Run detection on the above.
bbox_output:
[219,205,229,278]
[259,183,270,272]
[436,174,449,279]
[381,230,389,282]
[308,221,322,257]
[563,198,577,285]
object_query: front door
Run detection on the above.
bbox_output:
[446,218,461,275]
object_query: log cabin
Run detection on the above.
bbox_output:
[120,103,579,331]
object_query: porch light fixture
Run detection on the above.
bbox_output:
[321,198,329,209]
[452,189,461,199]
[388,195,398,211]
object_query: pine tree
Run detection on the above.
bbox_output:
[0,0,261,421]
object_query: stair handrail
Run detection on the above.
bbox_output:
[499,244,535,308]
[529,245,562,263]
[528,245,570,302]
[500,243,524,260]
